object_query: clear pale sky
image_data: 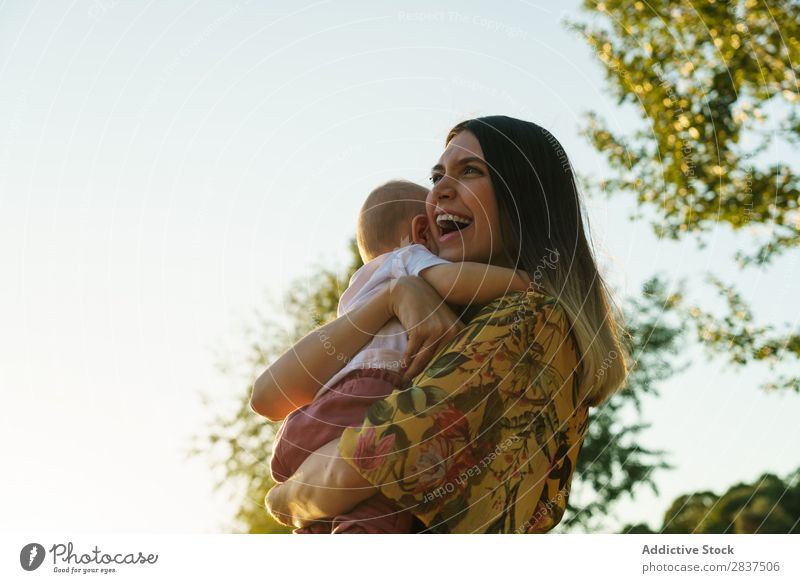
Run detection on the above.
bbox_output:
[1,0,798,533]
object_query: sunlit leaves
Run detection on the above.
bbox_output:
[568,0,799,395]
[566,0,800,264]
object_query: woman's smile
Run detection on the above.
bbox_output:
[434,209,474,244]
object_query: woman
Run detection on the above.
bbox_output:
[260,115,629,533]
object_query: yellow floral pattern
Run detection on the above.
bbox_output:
[338,289,590,533]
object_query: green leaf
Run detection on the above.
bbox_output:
[366,399,394,425]
[425,352,470,378]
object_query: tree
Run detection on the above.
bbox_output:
[620,466,800,533]
[194,240,686,533]
[567,0,800,393]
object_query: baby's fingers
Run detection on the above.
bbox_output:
[402,343,434,382]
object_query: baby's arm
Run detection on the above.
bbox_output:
[419,262,530,305]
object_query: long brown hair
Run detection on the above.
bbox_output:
[447,116,629,407]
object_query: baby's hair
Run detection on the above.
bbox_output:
[357,180,429,262]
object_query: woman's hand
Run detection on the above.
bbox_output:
[265,483,318,529]
[265,483,293,527]
[390,276,465,382]
[265,439,378,528]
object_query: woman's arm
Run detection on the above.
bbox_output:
[266,438,375,527]
[419,262,531,305]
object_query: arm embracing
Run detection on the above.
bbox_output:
[250,287,393,422]
[419,262,530,306]
[266,438,377,526]
[264,277,466,525]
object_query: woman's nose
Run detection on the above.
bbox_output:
[431,177,456,200]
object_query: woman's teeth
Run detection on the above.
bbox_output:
[436,213,473,233]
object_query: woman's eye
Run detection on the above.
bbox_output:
[464,166,479,175]
[429,174,443,184]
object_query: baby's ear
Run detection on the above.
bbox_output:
[411,214,438,254]
[411,214,430,245]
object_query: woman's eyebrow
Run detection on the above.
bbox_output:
[431,156,487,173]
[457,156,487,166]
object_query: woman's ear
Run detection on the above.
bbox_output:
[411,214,437,254]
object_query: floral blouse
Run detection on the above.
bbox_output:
[337,289,590,533]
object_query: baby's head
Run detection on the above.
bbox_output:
[356,180,435,263]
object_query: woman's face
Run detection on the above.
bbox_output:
[427,130,508,265]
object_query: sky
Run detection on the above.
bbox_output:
[1,0,798,533]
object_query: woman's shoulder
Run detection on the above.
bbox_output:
[476,288,568,325]
[471,288,578,367]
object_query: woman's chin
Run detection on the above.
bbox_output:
[436,244,468,262]
[436,232,471,261]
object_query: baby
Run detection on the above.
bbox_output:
[268,179,530,533]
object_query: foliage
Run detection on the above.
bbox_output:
[681,274,800,393]
[567,0,800,393]
[568,0,800,260]
[621,466,800,534]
